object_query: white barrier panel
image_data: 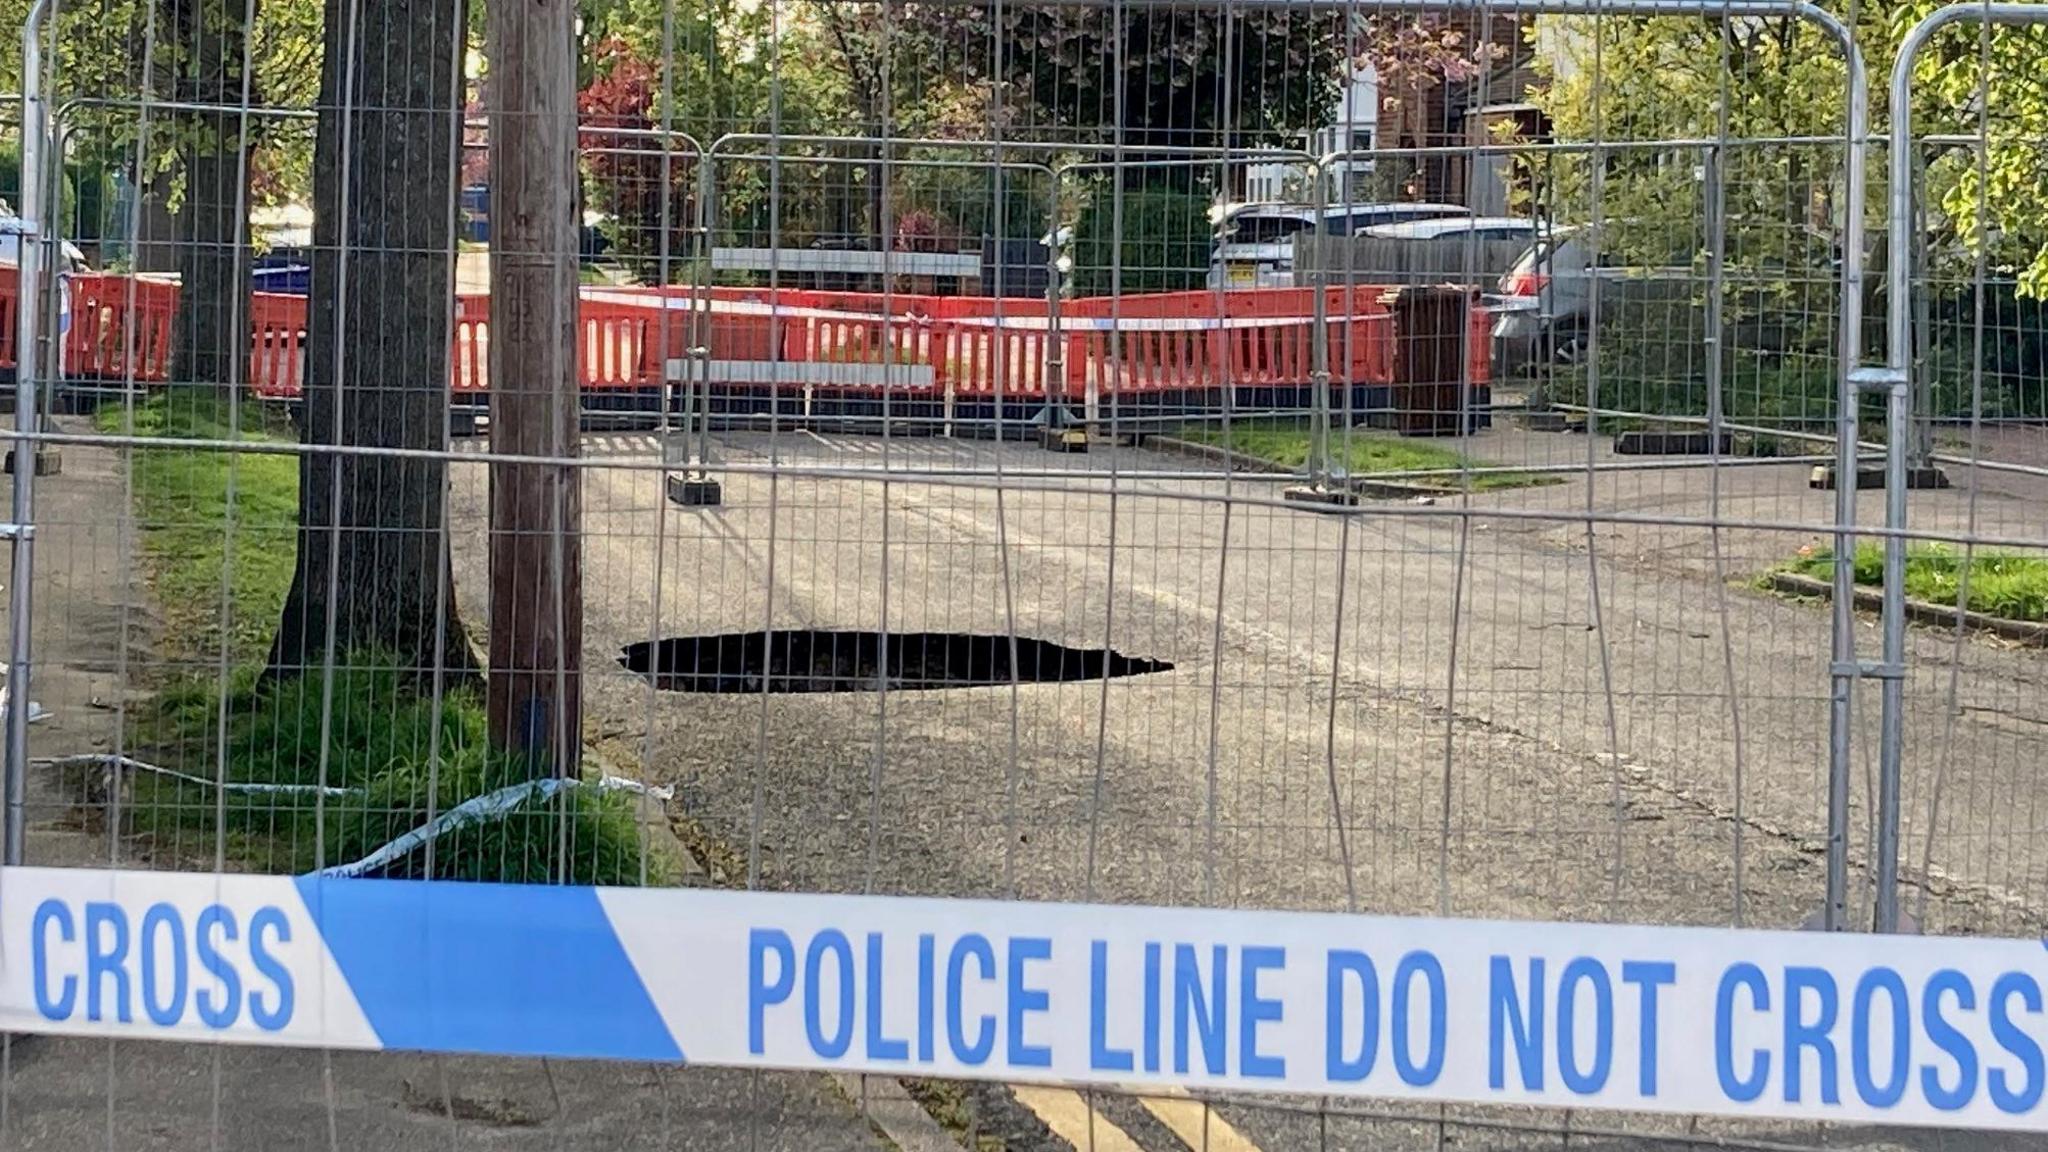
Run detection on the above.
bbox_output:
[3,866,2044,1131]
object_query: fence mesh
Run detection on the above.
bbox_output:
[4,0,2048,1147]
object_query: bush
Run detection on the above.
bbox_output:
[1548,290,1857,431]
[1069,185,1211,296]
[1921,278,2048,421]
[134,658,671,885]
[0,142,114,243]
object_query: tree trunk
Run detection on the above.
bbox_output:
[165,0,252,392]
[132,166,181,275]
[268,0,475,682]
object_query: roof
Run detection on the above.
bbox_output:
[1224,201,1471,221]
[1361,216,1542,239]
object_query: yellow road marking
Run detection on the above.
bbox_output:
[1011,1085,1149,1152]
[1137,1089,1264,1152]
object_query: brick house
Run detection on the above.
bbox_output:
[1379,13,1548,210]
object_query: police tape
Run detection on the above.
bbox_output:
[37,754,354,798]
[316,775,670,879]
[33,758,672,878]
[3,866,2044,1132]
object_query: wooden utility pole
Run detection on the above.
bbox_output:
[486,0,582,775]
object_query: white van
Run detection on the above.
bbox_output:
[1207,201,1469,290]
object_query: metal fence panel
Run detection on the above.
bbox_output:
[6,0,2047,1147]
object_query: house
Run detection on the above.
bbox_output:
[1386,14,1547,207]
[1245,66,1381,204]
[1248,15,1548,211]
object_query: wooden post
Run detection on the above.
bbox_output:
[486,0,581,776]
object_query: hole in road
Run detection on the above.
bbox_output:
[620,630,1174,693]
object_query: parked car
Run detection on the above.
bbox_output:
[1359,216,1540,243]
[1206,201,1469,290]
[1490,222,1842,376]
[1350,216,1545,284]
[1489,224,1693,374]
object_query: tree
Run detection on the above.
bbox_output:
[1903,6,2048,297]
[268,0,473,680]
[913,3,1349,158]
[579,35,694,277]
[0,0,316,386]
[1528,7,2048,296]
[1521,7,2048,421]
[162,0,252,394]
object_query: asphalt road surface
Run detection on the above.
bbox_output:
[489,425,2048,1149]
[9,419,2044,1152]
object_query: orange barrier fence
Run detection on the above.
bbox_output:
[0,267,18,372]
[249,291,308,396]
[31,271,1495,404]
[67,273,177,383]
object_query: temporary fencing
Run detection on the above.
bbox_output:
[6,0,2048,1148]
[43,270,1490,414]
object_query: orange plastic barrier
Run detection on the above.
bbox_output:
[248,292,308,397]
[4,275,1494,404]
[67,273,177,383]
[927,297,1062,399]
[0,267,18,371]
[1045,287,1398,396]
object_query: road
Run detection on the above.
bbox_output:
[6,417,2044,1150]
[8,415,2044,1151]
[444,421,2048,1151]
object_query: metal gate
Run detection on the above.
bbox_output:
[3,0,2047,1145]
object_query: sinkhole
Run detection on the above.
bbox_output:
[619,630,1174,694]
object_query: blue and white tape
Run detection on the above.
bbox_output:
[4,866,2046,1132]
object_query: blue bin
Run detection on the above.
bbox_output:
[252,263,311,294]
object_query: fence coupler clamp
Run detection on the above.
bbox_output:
[1848,366,1907,394]
[1832,659,1905,681]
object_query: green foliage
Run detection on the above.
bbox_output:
[1553,342,1863,429]
[0,0,321,213]
[1525,6,2048,316]
[1522,17,1851,328]
[0,143,115,241]
[918,6,1348,152]
[1786,542,2048,623]
[1902,3,2048,297]
[110,393,667,885]
[1068,185,1211,297]
[1920,278,2048,419]
[133,661,670,884]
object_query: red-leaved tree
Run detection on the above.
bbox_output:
[578,37,696,275]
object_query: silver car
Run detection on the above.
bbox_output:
[1491,222,1838,375]
[1206,201,1469,291]
[1490,228,1695,377]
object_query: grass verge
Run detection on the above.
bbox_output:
[1170,418,1548,491]
[1781,542,2048,623]
[107,392,668,883]
[97,393,299,664]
